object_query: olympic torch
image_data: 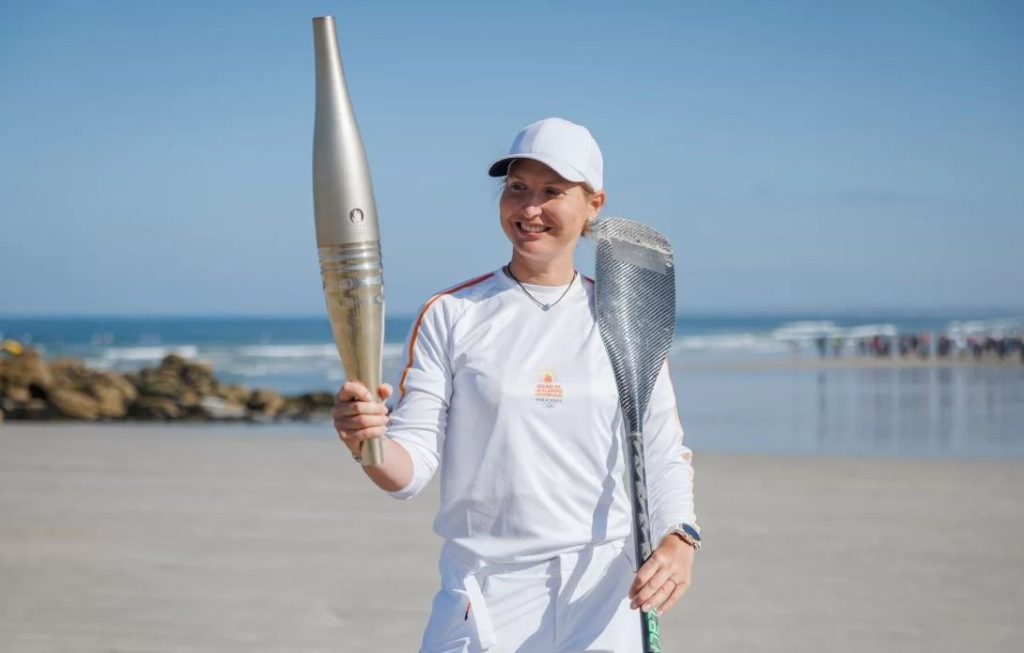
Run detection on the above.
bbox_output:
[312,16,385,466]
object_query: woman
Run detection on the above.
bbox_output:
[333,117,699,652]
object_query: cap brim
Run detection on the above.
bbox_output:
[487,154,588,185]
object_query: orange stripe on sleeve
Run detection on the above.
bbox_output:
[398,272,494,399]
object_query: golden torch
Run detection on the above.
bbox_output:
[312,16,385,466]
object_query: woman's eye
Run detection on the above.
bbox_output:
[509,182,526,192]
[546,187,565,197]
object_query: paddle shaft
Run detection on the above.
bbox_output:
[626,429,663,653]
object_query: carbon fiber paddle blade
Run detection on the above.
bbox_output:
[594,217,676,433]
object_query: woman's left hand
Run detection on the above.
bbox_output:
[628,534,695,616]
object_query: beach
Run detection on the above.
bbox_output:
[1,424,1021,652]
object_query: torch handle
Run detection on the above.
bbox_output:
[360,437,385,467]
[319,242,386,468]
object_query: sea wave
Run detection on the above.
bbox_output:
[771,321,899,342]
[229,343,406,361]
[234,344,338,359]
[672,333,787,355]
[99,345,201,363]
[947,317,1024,338]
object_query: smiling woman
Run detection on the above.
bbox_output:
[491,118,606,290]
[331,117,700,653]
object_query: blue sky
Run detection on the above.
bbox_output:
[1,0,1021,315]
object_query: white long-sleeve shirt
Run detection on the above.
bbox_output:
[386,268,697,563]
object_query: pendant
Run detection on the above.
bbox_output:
[542,304,551,311]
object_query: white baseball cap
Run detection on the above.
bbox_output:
[488,117,604,191]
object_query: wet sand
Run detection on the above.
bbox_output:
[1,424,1022,652]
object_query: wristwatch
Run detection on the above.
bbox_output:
[667,523,701,550]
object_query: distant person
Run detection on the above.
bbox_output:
[918,333,930,359]
[332,118,699,651]
[816,335,827,358]
[969,337,983,359]
[996,337,1008,359]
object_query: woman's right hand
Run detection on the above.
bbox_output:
[332,381,392,459]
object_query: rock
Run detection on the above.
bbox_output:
[83,371,139,419]
[50,388,102,421]
[179,389,201,407]
[217,385,252,406]
[5,386,30,403]
[278,397,306,420]
[248,389,285,419]
[175,390,209,421]
[306,392,335,409]
[0,348,343,424]
[97,371,138,403]
[46,362,138,419]
[154,355,216,394]
[280,392,335,420]
[90,384,127,419]
[128,356,218,402]
[6,399,56,420]
[0,348,54,395]
[199,396,247,420]
[134,369,186,400]
[159,354,188,374]
[180,361,216,395]
[128,397,181,421]
[49,358,91,390]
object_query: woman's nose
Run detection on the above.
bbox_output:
[522,203,542,219]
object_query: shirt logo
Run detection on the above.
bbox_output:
[534,369,564,408]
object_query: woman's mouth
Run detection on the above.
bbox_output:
[516,222,550,234]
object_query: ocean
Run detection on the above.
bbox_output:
[3,312,1022,459]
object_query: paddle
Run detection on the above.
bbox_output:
[594,217,676,653]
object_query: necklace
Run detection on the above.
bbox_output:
[504,264,578,311]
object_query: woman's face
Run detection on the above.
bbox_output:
[499,159,605,270]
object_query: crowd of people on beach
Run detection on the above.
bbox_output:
[812,332,1024,363]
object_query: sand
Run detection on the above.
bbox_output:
[1,424,1022,652]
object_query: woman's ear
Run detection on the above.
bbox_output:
[589,190,607,219]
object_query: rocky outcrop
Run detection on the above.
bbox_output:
[247,389,285,420]
[280,392,335,421]
[0,349,54,396]
[0,348,335,423]
[49,388,103,421]
[127,397,182,421]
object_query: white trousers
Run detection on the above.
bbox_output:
[420,539,641,653]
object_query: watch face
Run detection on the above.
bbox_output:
[682,524,701,542]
